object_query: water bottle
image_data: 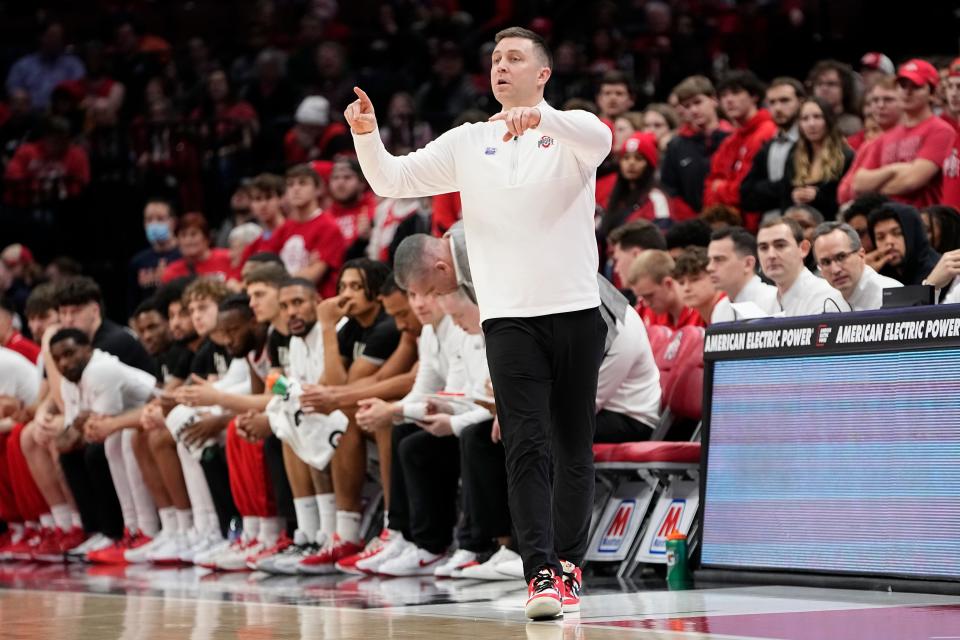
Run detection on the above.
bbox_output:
[665,530,692,590]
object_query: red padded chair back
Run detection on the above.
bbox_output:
[659,326,705,402]
[646,325,674,370]
[668,363,704,421]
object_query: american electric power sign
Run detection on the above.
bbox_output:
[704,306,960,360]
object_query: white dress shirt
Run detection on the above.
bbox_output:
[846,266,902,311]
[778,268,850,317]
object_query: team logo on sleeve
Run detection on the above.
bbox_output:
[538,136,554,149]
[484,147,497,155]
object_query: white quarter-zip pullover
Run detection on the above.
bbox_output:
[354,100,612,321]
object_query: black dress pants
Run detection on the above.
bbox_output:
[483,307,606,583]
[458,419,510,552]
[60,443,124,538]
[398,429,461,555]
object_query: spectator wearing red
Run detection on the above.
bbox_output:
[327,158,376,258]
[598,132,696,239]
[431,191,462,237]
[850,59,957,209]
[0,296,39,363]
[626,249,705,329]
[241,173,287,260]
[858,52,895,89]
[160,213,233,283]
[4,115,90,207]
[781,97,854,220]
[941,58,960,209]
[838,77,904,204]
[703,70,777,232]
[661,76,732,213]
[807,60,863,137]
[265,164,346,298]
[283,96,351,165]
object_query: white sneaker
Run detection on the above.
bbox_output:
[377,544,446,577]
[256,530,312,574]
[125,530,174,564]
[180,531,226,564]
[271,538,322,576]
[146,532,192,564]
[66,533,112,560]
[354,534,413,575]
[434,549,478,578]
[459,546,521,581]
[494,556,524,579]
[213,539,263,572]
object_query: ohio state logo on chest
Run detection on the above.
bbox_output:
[538,135,555,149]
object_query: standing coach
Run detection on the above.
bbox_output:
[346,27,610,619]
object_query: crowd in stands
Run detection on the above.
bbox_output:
[1,1,960,581]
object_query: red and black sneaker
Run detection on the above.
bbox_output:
[525,567,563,619]
[560,560,582,612]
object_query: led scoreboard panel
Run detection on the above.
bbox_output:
[700,306,960,581]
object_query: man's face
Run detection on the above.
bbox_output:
[285,176,319,210]
[846,213,875,253]
[177,227,208,260]
[58,302,99,338]
[612,244,643,286]
[167,301,196,343]
[813,229,865,298]
[682,94,718,131]
[246,282,280,324]
[404,260,458,298]
[328,164,364,203]
[51,338,91,384]
[870,86,903,129]
[27,308,58,342]
[630,275,676,315]
[338,269,378,318]
[249,190,282,225]
[381,290,421,335]
[719,88,755,122]
[278,285,317,337]
[707,237,751,295]
[231,189,251,217]
[897,78,932,114]
[187,296,220,337]
[757,223,807,287]
[143,202,173,230]
[766,84,801,128]
[491,37,550,108]
[813,69,843,111]
[408,291,441,326]
[873,218,907,267]
[944,76,960,115]
[596,83,634,119]
[438,293,481,335]
[217,310,256,358]
[677,272,717,311]
[134,310,171,356]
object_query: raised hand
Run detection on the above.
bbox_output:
[344,87,377,135]
[488,107,541,142]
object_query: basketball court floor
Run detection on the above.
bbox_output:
[1,563,958,639]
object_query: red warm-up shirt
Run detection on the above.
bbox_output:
[329,191,377,247]
[161,249,233,283]
[266,211,346,299]
[4,331,40,364]
[636,302,705,330]
[940,114,960,209]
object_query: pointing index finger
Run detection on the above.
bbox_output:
[353,86,372,108]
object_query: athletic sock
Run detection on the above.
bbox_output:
[293,497,320,544]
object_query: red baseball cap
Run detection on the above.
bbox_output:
[897,59,940,89]
[620,132,659,168]
[1,243,34,267]
[948,57,960,79]
[860,52,894,75]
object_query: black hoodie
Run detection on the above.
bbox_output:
[868,203,941,286]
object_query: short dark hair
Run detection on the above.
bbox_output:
[48,256,83,277]
[285,163,322,186]
[55,276,103,308]
[25,283,58,319]
[673,75,716,102]
[701,205,743,228]
[607,220,667,251]
[759,216,804,244]
[768,77,806,100]
[154,277,194,313]
[246,252,284,266]
[717,70,766,100]
[843,193,891,223]
[867,206,901,233]
[807,59,858,116]
[598,70,635,97]
[50,327,90,348]
[380,272,403,297]
[249,173,285,197]
[710,226,757,259]
[218,293,253,318]
[340,258,391,301]
[133,297,167,320]
[672,246,710,279]
[280,277,317,292]
[665,219,712,251]
[145,197,176,218]
[494,26,552,68]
